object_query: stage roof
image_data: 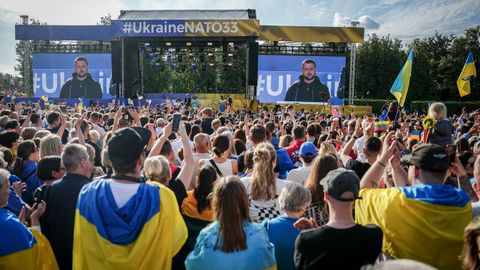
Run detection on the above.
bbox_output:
[117,10,256,20]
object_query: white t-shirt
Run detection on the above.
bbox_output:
[171,138,195,166]
[286,166,312,185]
[353,136,366,162]
[108,180,140,208]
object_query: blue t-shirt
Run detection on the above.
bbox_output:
[4,175,25,216]
[262,215,300,270]
[185,221,276,270]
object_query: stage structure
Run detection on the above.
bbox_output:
[15,9,364,105]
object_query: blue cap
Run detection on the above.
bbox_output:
[300,142,317,157]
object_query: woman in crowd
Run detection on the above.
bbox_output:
[181,165,217,249]
[11,140,42,206]
[427,102,453,146]
[461,218,480,270]
[39,134,62,158]
[304,154,338,226]
[199,134,238,176]
[185,176,276,270]
[33,156,65,207]
[263,182,311,270]
[241,143,290,222]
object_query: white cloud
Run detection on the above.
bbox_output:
[372,0,480,41]
[333,12,380,29]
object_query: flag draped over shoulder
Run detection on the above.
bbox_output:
[73,180,187,270]
[355,187,471,270]
[390,50,414,107]
[0,209,58,270]
[457,51,477,97]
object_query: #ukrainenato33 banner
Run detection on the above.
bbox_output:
[32,53,113,99]
[257,55,346,105]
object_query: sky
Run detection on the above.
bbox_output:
[0,0,479,75]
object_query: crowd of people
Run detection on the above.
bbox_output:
[2,99,480,270]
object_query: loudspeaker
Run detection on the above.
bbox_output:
[111,41,122,84]
[123,39,141,98]
[247,42,258,86]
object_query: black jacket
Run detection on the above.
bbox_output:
[42,173,91,270]
[59,73,102,99]
[284,76,330,102]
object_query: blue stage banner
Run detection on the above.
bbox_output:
[32,53,113,99]
[256,55,346,105]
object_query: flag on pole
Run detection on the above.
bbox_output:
[457,51,477,97]
[390,49,414,107]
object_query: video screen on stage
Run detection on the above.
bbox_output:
[32,53,114,99]
[257,55,346,105]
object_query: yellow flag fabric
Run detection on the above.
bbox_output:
[390,50,414,107]
[355,188,471,270]
[0,210,58,270]
[73,180,187,270]
[457,51,477,97]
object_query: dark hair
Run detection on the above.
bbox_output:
[250,124,266,144]
[0,147,13,168]
[213,176,250,252]
[234,139,246,156]
[365,137,382,156]
[212,135,230,157]
[194,166,218,213]
[47,112,60,125]
[5,120,19,130]
[0,130,18,149]
[292,125,306,140]
[456,138,471,153]
[301,59,316,68]
[37,156,62,181]
[190,124,201,141]
[307,123,317,136]
[234,129,247,144]
[74,56,88,65]
[12,140,37,177]
[160,140,173,157]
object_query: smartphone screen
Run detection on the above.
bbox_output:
[172,113,181,132]
[446,145,456,163]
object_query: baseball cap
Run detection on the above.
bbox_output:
[108,127,151,163]
[320,168,361,201]
[300,142,317,157]
[408,143,449,172]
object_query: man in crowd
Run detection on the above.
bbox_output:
[59,56,102,99]
[286,125,306,166]
[295,168,383,269]
[284,59,330,103]
[73,126,187,269]
[42,144,92,270]
[286,142,317,184]
[356,134,472,269]
[46,112,69,144]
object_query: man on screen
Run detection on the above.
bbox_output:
[284,59,330,103]
[60,56,103,99]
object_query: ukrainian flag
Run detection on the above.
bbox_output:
[73,180,187,270]
[457,51,477,97]
[390,50,414,107]
[0,209,58,270]
[356,186,471,270]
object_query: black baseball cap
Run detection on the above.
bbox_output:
[320,168,361,201]
[108,127,151,163]
[409,143,449,172]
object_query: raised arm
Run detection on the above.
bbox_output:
[148,122,172,158]
[176,123,195,189]
[56,114,67,141]
[360,131,397,189]
[75,112,88,145]
[340,118,363,165]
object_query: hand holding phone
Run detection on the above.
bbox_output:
[172,113,181,132]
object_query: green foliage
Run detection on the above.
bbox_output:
[355,26,480,102]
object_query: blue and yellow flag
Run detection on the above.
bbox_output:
[390,50,414,107]
[0,209,58,270]
[457,51,477,97]
[73,180,187,270]
[356,186,471,270]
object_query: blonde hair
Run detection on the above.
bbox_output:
[88,130,100,143]
[318,142,337,157]
[428,102,447,120]
[39,134,62,158]
[279,135,293,148]
[251,143,277,200]
[144,156,164,182]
